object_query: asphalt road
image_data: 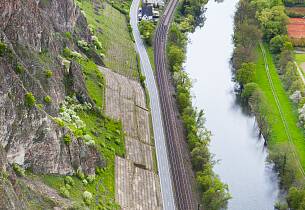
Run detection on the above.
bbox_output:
[129,1,176,210]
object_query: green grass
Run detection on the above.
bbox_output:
[255,46,305,170]
[76,0,138,79]
[38,110,124,209]
[78,59,105,109]
[295,53,305,65]
[147,46,156,72]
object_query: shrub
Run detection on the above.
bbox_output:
[63,134,71,145]
[12,163,25,177]
[87,175,95,183]
[82,179,88,185]
[241,83,259,102]
[269,35,289,54]
[59,186,70,198]
[92,36,102,50]
[15,63,24,74]
[25,92,36,107]
[76,167,85,180]
[44,95,52,104]
[0,41,7,56]
[45,70,53,78]
[65,32,72,40]
[77,40,90,51]
[82,191,93,205]
[63,48,82,60]
[64,176,75,186]
[54,117,65,127]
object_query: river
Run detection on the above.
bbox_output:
[184,0,280,209]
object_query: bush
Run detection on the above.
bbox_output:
[63,48,82,60]
[77,40,90,52]
[241,83,259,102]
[82,191,93,205]
[0,41,7,56]
[269,35,289,54]
[63,134,71,145]
[59,186,70,198]
[65,32,72,40]
[76,167,85,180]
[87,175,95,183]
[82,179,88,185]
[138,20,155,46]
[44,95,52,104]
[15,63,24,74]
[54,117,65,127]
[25,92,36,107]
[92,36,102,50]
[12,163,25,177]
[236,62,256,86]
[287,187,305,210]
[45,70,53,78]
[64,176,75,186]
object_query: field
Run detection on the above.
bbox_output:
[76,0,139,79]
[255,46,305,171]
[286,7,305,17]
[288,18,305,39]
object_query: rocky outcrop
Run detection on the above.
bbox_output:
[0,0,103,175]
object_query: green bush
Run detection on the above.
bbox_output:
[15,63,24,74]
[25,92,36,107]
[82,191,93,205]
[0,41,7,56]
[63,134,71,145]
[59,186,70,198]
[54,117,65,127]
[45,70,53,78]
[76,167,85,180]
[77,40,90,52]
[12,163,25,177]
[44,95,52,104]
[87,175,95,183]
[65,32,72,40]
[64,176,75,186]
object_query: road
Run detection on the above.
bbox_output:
[153,0,198,209]
[129,0,176,210]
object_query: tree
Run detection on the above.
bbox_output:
[241,82,259,102]
[167,44,185,70]
[287,187,305,210]
[269,35,289,54]
[236,62,256,86]
[257,5,288,40]
[138,20,155,46]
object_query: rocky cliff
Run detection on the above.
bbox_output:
[0,0,106,208]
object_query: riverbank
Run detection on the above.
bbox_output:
[164,0,231,209]
[233,0,305,208]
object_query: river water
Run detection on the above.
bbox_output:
[184,0,279,209]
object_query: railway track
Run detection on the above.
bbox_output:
[154,0,197,209]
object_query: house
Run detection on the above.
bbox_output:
[140,5,153,21]
[143,0,165,8]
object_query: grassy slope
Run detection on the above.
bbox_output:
[255,46,305,169]
[295,53,305,65]
[76,0,138,79]
[80,59,105,109]
[40,110,124,209]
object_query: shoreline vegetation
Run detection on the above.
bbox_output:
[164,0,231,209]
[233,0,305,209]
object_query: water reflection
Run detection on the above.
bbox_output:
[184,0,279,209]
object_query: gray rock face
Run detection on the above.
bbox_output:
[0,0,102,175]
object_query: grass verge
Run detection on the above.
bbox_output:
[255,46,305,171]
